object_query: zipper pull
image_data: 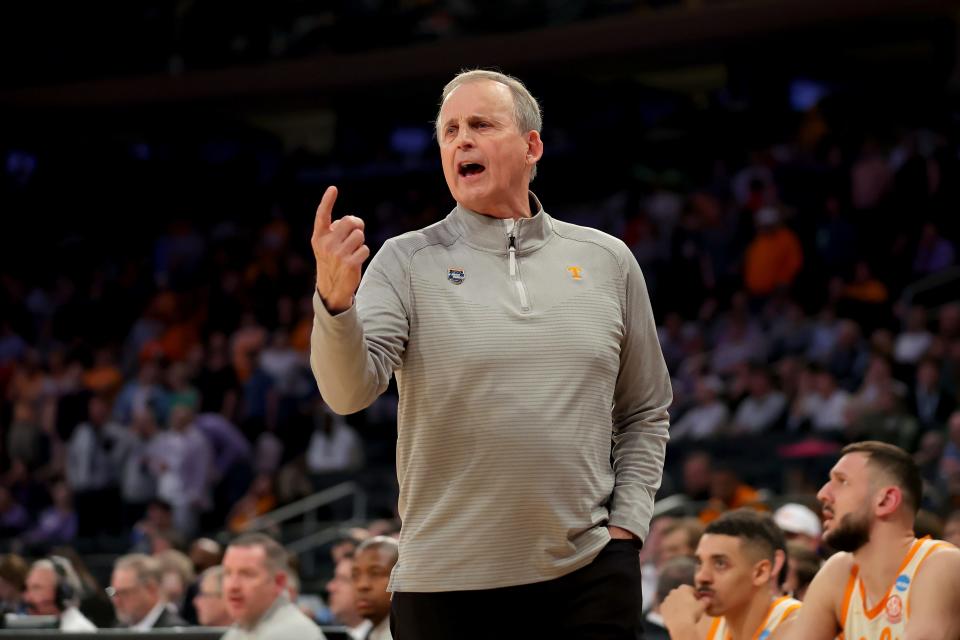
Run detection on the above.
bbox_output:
[508,234,517,278]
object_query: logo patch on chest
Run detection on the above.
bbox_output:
[885,594,903,625]
[567,266,583,280]
[447,268,465,285]
[894,574,910,592]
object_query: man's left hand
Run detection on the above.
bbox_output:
[607,525,637,540]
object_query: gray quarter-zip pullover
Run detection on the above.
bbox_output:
[311,193,671,592]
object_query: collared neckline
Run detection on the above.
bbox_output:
[237,592,289,632]
[131,600,167,630]
[451,191,553,254]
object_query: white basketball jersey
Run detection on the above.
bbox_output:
[706,595,802,640]
[840,537,951,640]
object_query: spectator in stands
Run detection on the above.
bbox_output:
[909,357,955,432]
[894,306,933,366]
[782,541,821,601]
[221,532,323,639]
[670,375,729,441]
[195,332,240,418]
[119,406,160,528]
[0,485,30,538]
[24,556,96,631]
[150,404,212,538]
[699,466,764,524]
[109,553,187,629]
[944,510,960,548]
[659,518,704,565]
[156,549,195,615]
[227,473,277,533]
[113,360,170,425]
[643,557,697,640]
[848,388,918,452]
[826,320,869,390]
[193,566,232,627]
[730,365,787,435]
[306,403,365,476]
[130,499,182,554]
[326,555,369,639]
[913,222,956,276]
[194,411,254,522]
[789,365,851,434]
[0,553,28,614]
[66,395,126,535]
[682,451,713,502]
[18,480,77,551]
[773,503,821,552]
[743,207,803,297]
[352,537,398,640]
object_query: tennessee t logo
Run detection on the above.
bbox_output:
[567,266,583,280]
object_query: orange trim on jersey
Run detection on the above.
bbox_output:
[839,564,858,629]
[906,540,949,619]
[707,616,723,640]
[858,537,927,620]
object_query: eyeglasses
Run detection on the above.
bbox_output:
[105,586,140,599]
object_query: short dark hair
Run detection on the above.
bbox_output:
[228,533,289,574]
[705,509,786,571]
[841,441,922,514]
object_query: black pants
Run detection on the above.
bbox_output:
[391,539,643,640]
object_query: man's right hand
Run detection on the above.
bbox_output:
[312,186,371,313]
[661,584,709,640]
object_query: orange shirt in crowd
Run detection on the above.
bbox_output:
[699,484,766,524]
[744,227,804,296]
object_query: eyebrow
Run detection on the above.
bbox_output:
[441,114,501,129]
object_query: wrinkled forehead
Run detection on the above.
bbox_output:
[439,80,516,123]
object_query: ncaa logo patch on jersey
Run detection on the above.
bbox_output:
[448,268,465,285]
[895,574,910,592]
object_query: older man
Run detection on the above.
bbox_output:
[221,532,324,639]
[109,553,186,629]
[193,566,232,627]
[23,556,96,631]
[310,69,671,639]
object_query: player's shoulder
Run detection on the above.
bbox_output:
[916,542,960,581]
[816,551,856,588]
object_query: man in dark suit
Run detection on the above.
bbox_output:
[108,553,187,629]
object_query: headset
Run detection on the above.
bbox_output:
[47,556,76,612]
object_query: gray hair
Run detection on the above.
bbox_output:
[114,553,162,586]
[198,565,224,594]
[32,557,82,608]
[355,536,399,567]
[435,69,543,180]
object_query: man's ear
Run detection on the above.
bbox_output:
[876,485,903,518]
[753,558,773,587]
[525,130,544,166]
[275,570,288,590]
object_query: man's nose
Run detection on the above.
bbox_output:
[816,482,830,503]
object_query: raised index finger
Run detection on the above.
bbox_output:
[313,186,339,238]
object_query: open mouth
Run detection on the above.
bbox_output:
[458,161,486,178]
